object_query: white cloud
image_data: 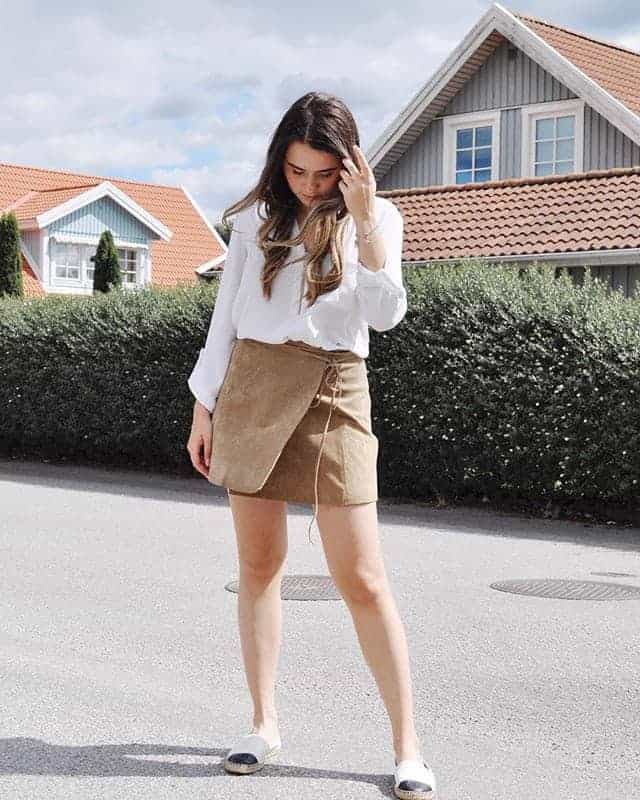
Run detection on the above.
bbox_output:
[1,0,639,224]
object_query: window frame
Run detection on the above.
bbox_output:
[520,98,585,178]
[442,109,501,186]
[49,237,144,289]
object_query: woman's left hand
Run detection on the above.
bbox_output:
[338,144,377,223]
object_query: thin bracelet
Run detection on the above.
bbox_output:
[354,218,383,244]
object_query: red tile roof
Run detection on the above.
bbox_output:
[7,186,98,220]
[379,165,640,261]
[0,161,224,294]
[516,12,640,117]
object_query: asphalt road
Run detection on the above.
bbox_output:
[1,457,639,800]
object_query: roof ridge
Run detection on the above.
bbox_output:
[378,164,640,197]
[38,182,100,193]
[514,11,640,59]
[0,160,182,192]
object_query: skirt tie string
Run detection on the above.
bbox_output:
[302,354,344,545]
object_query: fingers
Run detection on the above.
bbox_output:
[345,144,370,175]
[203,436,211,471]
[187,427,212,478]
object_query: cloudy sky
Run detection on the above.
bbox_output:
[2,1,639,224]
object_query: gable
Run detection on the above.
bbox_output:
[370,3,640,183]
[377,19,640,190]
[379,39,578,189]
[47,195,153,244]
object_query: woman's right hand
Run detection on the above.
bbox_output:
[187,401,213,478]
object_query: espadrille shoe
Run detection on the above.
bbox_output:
[223,732,282,774]
[393,758,437,799]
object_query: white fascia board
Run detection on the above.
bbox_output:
[196,253,226,274]
[36,180,173,241]
[180,185,228,252]
[367,5,502,168]
[369,1,640,170]
[407,247,640,267]
[180,185,230,274]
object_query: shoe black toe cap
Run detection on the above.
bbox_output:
[398,779,433,792]
[228,753,258,765]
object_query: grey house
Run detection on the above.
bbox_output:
[370,3,640,297]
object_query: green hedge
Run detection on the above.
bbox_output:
[0,282,218,476]
[372,260,640,507]
[1,262,640,510]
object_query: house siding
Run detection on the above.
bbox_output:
[21,230,41,263]
[499,107,521,180]
[584,105,640,170]
[565,264,640,300]
[47,196,151,244]
[378,38,640,190]
[381,118,443,189]
[442,40,574,115]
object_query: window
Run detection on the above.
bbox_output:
[533,115,574,176]
[455,125,493,183]
[52,242,82,280]
[50,239,141,287]
[521,99,584,178]
[442,110,501,185]
[117,248,138,284]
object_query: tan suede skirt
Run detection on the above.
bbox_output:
[207,337,379,541]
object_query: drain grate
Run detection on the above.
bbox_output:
[226,574,341,601]
[591,571,638,578]
[490,578,640,600]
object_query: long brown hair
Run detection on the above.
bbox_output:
[221,91,360,308]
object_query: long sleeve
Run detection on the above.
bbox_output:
[355,199,408,332]
[187,207,249,413]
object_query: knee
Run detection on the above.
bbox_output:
[337,570,388,607]
[239,555,286,591]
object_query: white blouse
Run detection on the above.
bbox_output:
[187,195,407,412]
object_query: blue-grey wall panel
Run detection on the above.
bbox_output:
[583,105,640,170]
[48,196,151,244]
[378,118,443,190]
[21,230,41,265]
[499,107,521,179]
[443,39,575,116]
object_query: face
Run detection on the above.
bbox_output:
[283,140,342,210]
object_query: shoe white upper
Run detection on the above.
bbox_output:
[226,732,281,761]
[394,758,437,791]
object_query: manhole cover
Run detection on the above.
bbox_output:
[591,571,638,578]
[490,578,640,600]
[226,574,341,600]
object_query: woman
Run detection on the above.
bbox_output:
[186,91,437,800]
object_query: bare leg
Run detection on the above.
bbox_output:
[228,491,288,743]
[317,501,423,762]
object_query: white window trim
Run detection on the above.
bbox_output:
[48,238,146,290]
[442,109,501,186]
[520,98,585,179]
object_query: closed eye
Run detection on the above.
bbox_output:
[293,169,334,177]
